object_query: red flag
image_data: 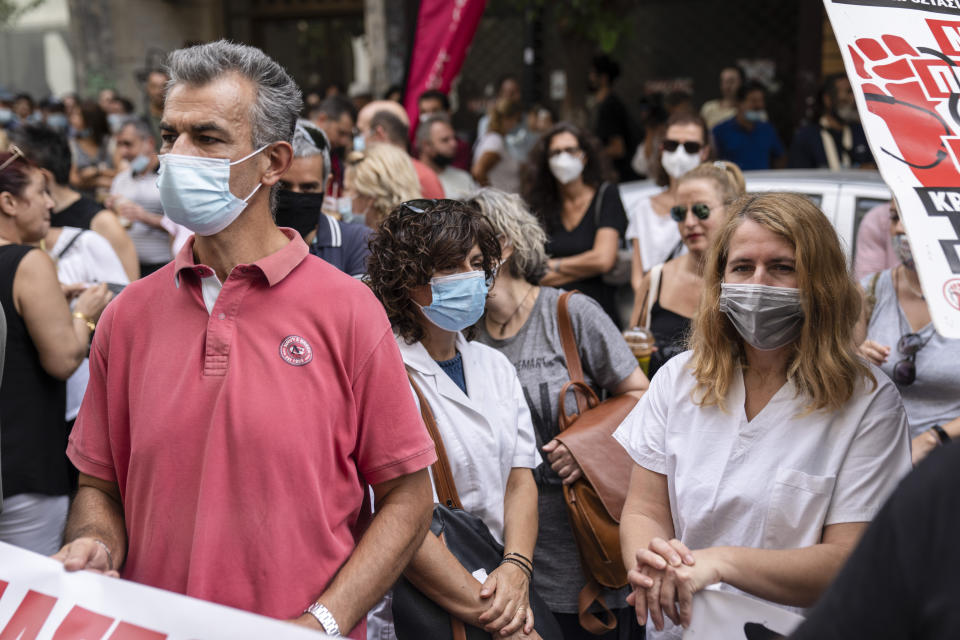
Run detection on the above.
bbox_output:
[404,0,487,139]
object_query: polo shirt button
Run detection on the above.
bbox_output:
[218,312,226,320]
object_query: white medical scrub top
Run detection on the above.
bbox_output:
[613,351,911,639]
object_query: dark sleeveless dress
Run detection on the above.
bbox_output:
[51,197,101,230]
[648,268,693,378]
[0,245,69,498]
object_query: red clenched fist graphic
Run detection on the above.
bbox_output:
[849,33,960,185]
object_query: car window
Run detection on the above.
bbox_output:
[851,195,890,260]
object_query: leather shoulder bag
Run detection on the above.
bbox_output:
[554,291,639,635]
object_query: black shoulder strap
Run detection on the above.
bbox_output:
[592,182,610,227]
[56,229,85,259]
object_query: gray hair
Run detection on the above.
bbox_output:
[292,118,331,186]
[165,40,302,149]
[415,113,451,149]
[466,187,548,284]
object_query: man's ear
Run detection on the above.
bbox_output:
[261,141,294,187]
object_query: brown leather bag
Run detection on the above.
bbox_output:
[554,291,639,635]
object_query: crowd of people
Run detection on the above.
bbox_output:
[0,37,957,640]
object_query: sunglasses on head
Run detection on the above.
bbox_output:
[662,140,702,154]
[399,198,467,215]
[892,332,930,386]
[670,203,711,222]
[0,144,25,173]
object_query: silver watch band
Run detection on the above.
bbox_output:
[305,602,341,636]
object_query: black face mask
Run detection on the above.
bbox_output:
[432,152,455,169]
[275,190,324,239]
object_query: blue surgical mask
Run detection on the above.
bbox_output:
[0,108,12,125]
[46,113,68,131]
[419,271,488,332]
[744,109,768,123]
[157,145,269,236]
[337,196,357,223]
[130,154,150,175]
[353,134,366,153]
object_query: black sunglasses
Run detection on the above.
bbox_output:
[670,203,711,222]
[662,139,702,154]
[892,332,930,386]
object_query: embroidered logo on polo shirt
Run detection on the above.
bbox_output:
[279,335,313,366]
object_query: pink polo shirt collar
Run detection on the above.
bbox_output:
[173,227,309,287]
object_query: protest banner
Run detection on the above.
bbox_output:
[403,0,487,135]
[0,542,327,639]
[682,589,804,640]
[825,0,960,338]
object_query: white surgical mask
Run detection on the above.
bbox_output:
[130,154,150,175]
[157,145,269,236]
[718,283,804,351]
[660,148,701,179]
[353,134,366,153]
[548,152,584,185]
[744,109,768,123]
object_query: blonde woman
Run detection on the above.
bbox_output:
[613,193,911,639]
[343,143,421,228]
[627,161,745,377]
[472,99,524,193]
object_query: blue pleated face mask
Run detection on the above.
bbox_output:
[419,270,488,332]
[157,144,269,236]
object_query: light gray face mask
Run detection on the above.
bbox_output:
[718,283,804,351]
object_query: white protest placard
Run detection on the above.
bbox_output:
[682,589,804,640]
[0,542,328,639]
[825,0,960,338]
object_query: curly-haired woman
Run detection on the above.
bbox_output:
[613,193,912,639]
[524,123,627,325]
[366,198,543,640]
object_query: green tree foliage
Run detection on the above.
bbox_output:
[507,0,634,55]
[0,0,46,28]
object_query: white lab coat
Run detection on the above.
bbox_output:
[367,332,540,640]
[399,331,540,543]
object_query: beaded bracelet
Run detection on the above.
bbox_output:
[500,556,532,579]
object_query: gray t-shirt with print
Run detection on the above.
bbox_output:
[478,286,637,613]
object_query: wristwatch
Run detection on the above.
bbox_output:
[931,424,951,444]
[305,602,341,636]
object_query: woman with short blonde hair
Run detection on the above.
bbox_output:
[615,192,911,639]
[343,143,421,228]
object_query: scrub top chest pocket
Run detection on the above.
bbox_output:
[763,467,836,549]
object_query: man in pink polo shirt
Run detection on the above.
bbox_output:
[53,40,437,639]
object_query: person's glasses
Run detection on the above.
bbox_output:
[662,140,702,154]
[670,203,711,222]
[892,332,927,386]
[548,146,581,158]
[0,144,25,173]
